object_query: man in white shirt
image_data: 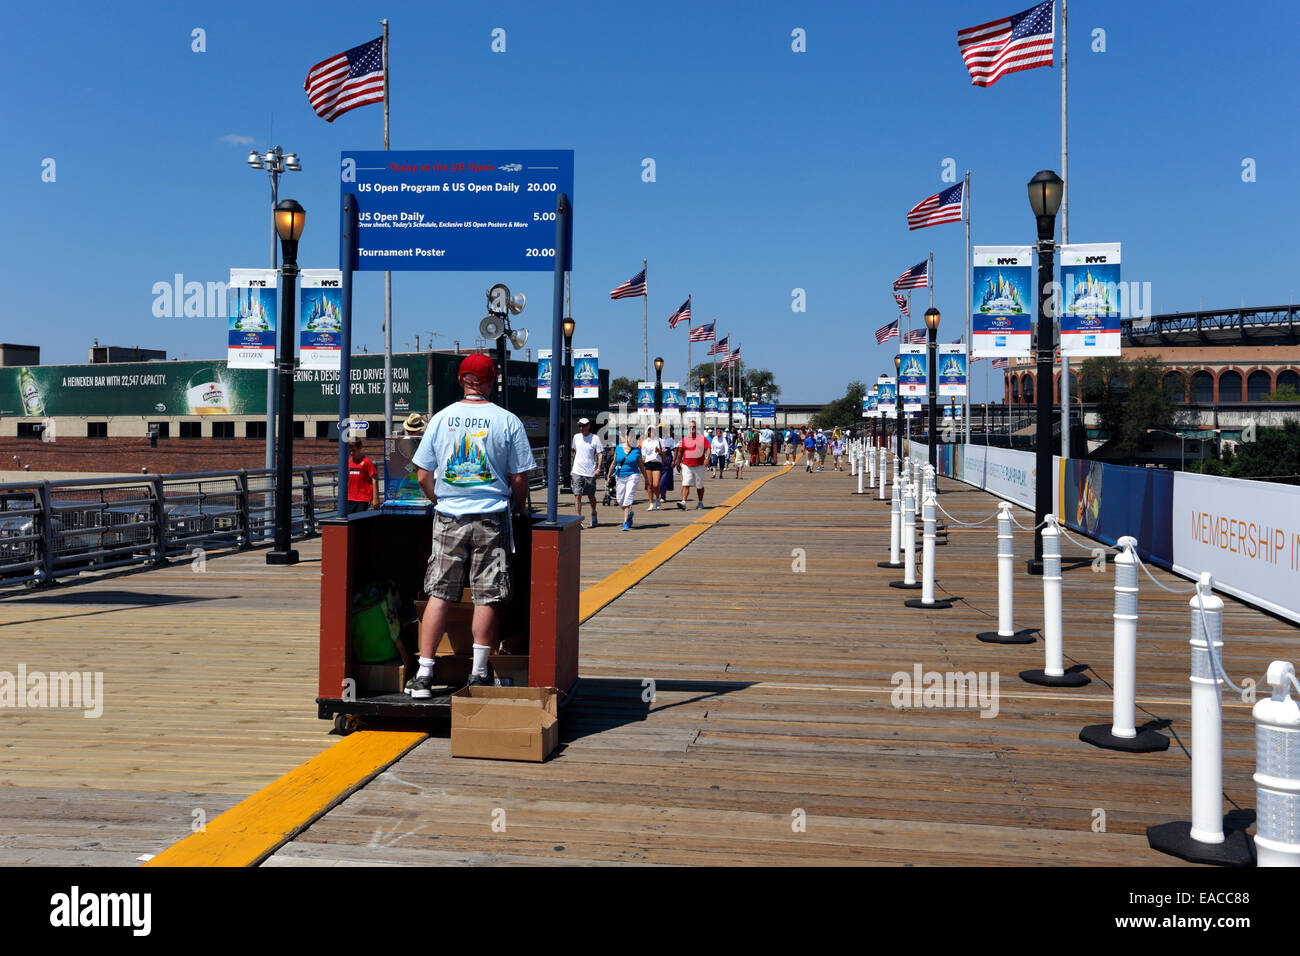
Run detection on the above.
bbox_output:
[570,417,604,527]
[710,427,731,479]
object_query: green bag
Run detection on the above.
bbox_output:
[352,581,401,663]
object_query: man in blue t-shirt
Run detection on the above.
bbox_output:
[813,429,827,471]
[405,353,536,698]
[803,431,816,472]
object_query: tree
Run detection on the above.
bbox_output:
[1221,419,1300,484]
[812,381,866,430]
[609,376,637,405]
[1078,355,1173,464]
[1265,383,1300,402]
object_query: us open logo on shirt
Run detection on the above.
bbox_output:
[443,429,494,486]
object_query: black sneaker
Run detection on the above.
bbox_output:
[467,673,493,688]
[405,672,436,699]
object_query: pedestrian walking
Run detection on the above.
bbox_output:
[640,426,665,510]
[675,419,711,510]
[607,429,646,531]
[570,417,603,527]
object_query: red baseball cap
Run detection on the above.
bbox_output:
[459,353,496,383]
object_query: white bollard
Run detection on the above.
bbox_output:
[1148,572,1253,865]
[1254,660,1300,866]
[850,449,856,476]
[878,447,887,500]
[1020,516,1090,687]
[1079,537,1169,751]
[976,502,1034,644]
[901,488,918,586]
[903,489,952,608]
[856,458,864,495]
[1190,574,1226,845]
[878,478,903,569]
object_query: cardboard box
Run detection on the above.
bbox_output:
[354,661,408,694]
[450,686,559,762]
[489,653,529,687]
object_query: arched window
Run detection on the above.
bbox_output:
[1276,369,1300,396]
[1190,371,1214,403]
[1247,370,1272,402]
[1218,370,1242,402]
[1022,374,1034,402]
[1162,371,1186,402]
[1011,377,1020,402]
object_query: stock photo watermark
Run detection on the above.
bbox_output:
[890,664,1000,719]
[0,665,103,718]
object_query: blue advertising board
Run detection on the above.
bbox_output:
[750,403,776,420]
[1062,458,1174,567]
[341,149,574,272]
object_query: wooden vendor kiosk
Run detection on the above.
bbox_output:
[316,509,580,732]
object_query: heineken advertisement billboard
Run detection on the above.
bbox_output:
[1,353,606,423]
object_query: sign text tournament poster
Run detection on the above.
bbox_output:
[227,269,277,369]
[1060,242,1122,357]
[536,350,552,399]
[972,246,1032,358]
[937,344,967,397]
[573,348,599,399]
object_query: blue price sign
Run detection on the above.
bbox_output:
[341,149,574,272]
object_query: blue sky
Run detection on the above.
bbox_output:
[4,0,1297,404]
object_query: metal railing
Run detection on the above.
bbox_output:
[0,466,338,591]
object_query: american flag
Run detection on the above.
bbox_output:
[904,329,928,345]
[689,321,716,343]
[958,0,1055,88]
[708,334,729,356]
[907,182,965,230]
[304,38,385,123]
[893,261,928,291]
[991,357,1009,369]
[875,319,899,344]
[609,268,647,299]
[667,297,691,328]
[893,293,910,317]
[721,346,741,368]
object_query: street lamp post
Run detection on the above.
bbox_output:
[893,354,903,462]
[561,317,575,494]
[653,356,664,421]
[1147,429,1186,471]
[246,147,300,472]
[698,376,706,428]
[1027,170,1064,574]
[266,199,305,566]
[925,307,941,470]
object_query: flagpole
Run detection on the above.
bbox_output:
[1059,0,1070,462]
[686,296,692,405]
[964,170,971,444]
[642,257,648,381]
[381,18,394,460]
[928,250,934,309]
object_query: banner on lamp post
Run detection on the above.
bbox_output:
[937,344,967,397]
[899,344,926,396]
[1060,242,1122,357]
[537,350,553,399]
[572,348,599,399]
[877,378,897,418]
[972,246,1033,358]
[227,268,278,369]
[662,383,680,414]
[637,382,654,415]
[299,269,342,370]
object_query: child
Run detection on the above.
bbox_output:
[733,443,746,479]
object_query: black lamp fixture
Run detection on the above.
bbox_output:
[653,355,664,421]
[559,317,576,493]
[1026,169,1063,574]
[924,307,941,470]
[267,199,305,566]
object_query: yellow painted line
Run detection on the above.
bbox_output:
[148,458,794,866]
[579,461,795,622]
[145,730,426,867]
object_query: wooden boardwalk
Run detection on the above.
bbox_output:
[0,475,766,865]
[261,462,1294,867]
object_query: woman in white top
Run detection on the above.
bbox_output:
[640,427,664,510]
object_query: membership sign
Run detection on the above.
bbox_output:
[342,149,575,272]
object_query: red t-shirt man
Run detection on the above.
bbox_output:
[347,440,379,514]
[674,423,712,509]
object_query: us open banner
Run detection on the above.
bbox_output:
[972,246,1032,358]
[572,348,599,399]
[1060,242,1122,357]
[662,382,680,413]
[877,378,897,418]
[937,344,967,397]
[299,269,342,370]
[863,393,878,417]
[227,269,277,369]
[637,382,654,414]
[537,350,553,399]
[704,392,719,414]
[686,391,702,412]
[899,344,926,396]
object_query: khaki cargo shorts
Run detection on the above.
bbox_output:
[424,510,513,605]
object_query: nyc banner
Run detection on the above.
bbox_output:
[864,393,879,417]
[686,391,702,412]
[972,246,1032,358]
[899,344,926,396]
[299,269,342,370]
[704,392,719,414]
[537,350,553,399]
[937,344,967,397]
[1060,242,1122,357]
[877,378,897,418]
[637,382,654,414]
[227,269,278,369]
[572,348,599,399]
[662,383,680,413]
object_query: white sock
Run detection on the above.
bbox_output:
[471,644,491,677]
[417,656,435,679]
